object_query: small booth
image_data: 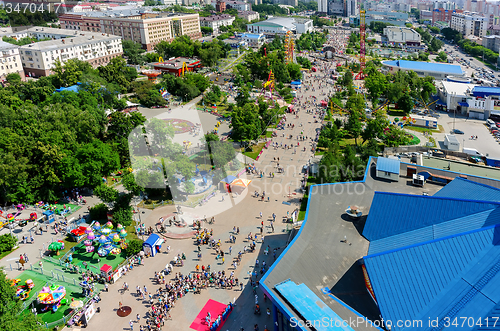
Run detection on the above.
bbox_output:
[220,175,237,193]
[43,210,55,224]
[143,233,164,257]
[100,264,113,282]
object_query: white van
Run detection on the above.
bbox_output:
[487,119,495,127]
[463,147,484,156]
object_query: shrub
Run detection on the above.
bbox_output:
[123,239,144,257]
[0,234,17,253]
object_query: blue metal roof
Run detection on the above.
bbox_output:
[376,157,400,174]
[362,192,500,241]
[143,233,160,247]
[364,225,500,331]
[472,86,500,98]
[382,60,464,75]
[275,281,355,331]
[368,207,500,254]
[55,82,81,93]
[241,33,262,39]
[220,175,236,184]
[434,177,500,202]
[458,101,470,107]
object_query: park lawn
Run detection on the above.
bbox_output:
[59,238,80,255]
[338,138,357,147]
[438,124,445,133]
[0,246,18,260]
[41,204,81,216]
[409,133,421,145]
[243,142,266,160]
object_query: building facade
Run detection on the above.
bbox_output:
[222,0,251,11]
[383,26,421,46]
[237,10,260,22]
[215,0,226,12]
[14,28,123,77]
[432,8,460,25]
[200,14,235,34]
[247,17,313,35]
[0,41,24,80]
[483,35,500,52]
[60,12,201,51]
[451,11,487,37]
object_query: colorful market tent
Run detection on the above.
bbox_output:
[230,178,252,194]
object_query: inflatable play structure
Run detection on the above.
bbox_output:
[220,176,251,195]
[37,202,72,216]
[16,279,34,300]
[37,284,67,312]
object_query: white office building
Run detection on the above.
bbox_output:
[247,17,313,35]
[200,14,235,34]
[13,27,123,77]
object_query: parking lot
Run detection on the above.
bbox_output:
[434,112,500,159]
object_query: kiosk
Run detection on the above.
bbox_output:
[143,234,164,257]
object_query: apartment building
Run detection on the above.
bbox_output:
[483,35,500,52]
[0,41,24,80]
[237,11,259,22]
[451,11,487,37]
[60,11,201,51]
[432,8,462,25]
[8,27,123,77]
[200,14,235,34]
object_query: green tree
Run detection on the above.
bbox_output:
[0,234,16,253]
[231,103,262,141]
[345,109,363,146]
[5,73,21,85]
[397,93,414,114]
[122,40,146,65]
[53,58,93,87]
[94,184,119,203]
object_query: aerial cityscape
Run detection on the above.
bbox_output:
[2,0,500,330]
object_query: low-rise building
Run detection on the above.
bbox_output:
[420,10,433,22]
[222,0,251,11]
[237,10,259,22]
[150,57,202,76]
[247,17,313,35]
[200,14,235,34]
[382,60,464,79]
[437,81,500,119]
[383,26,421,46]
[0,41,24,80]
[8,27,123,77]
[241,33,265,47]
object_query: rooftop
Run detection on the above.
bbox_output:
[472,86,500,97]
[261,157,500,331]
[375,157,400,174]
[382,60,464,75]
[440,81,478,95]
[19,32,121,51]
[200,14,234,22]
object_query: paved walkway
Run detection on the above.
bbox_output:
[80,65,333,331]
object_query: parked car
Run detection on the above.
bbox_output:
[452,129,464,134]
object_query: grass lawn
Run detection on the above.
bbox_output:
[15,270,85,325]
[387,109,406,116]
[243,142,266,160]
[409,133,421,145]
[438,124,445,133]
[405,125,440,134]
[40,204,81,216]
[338,138,357,147]
[69,243,127,272]
[59,238,80,255]
[0,246,18,260]
[297,177,318,222]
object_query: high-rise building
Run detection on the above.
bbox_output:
[451,11,487,37]
[318,0,328,14]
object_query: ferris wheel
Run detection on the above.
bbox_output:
[284,31,295,65]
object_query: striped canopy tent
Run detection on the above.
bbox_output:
[230,178,252,194]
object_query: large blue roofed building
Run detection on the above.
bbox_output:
[260,157,500,331]
[382,60,464,79]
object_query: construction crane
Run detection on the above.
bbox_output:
[355,9,366,80]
